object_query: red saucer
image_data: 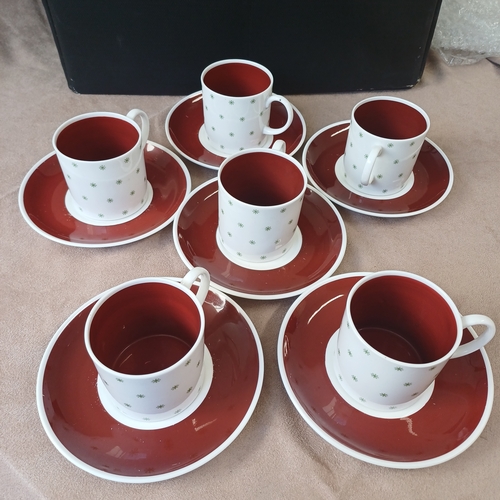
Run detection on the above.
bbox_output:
[19,142,190,247]
[37,285,263,482]
[173,179,347,300]
[165,91,306,169]
[278,273,493,468]
[303,122,453,217]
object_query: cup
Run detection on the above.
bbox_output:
[340,96,430,197]
[216,146,307,266]
[53,109,150,222]
[328,271,495,414]
[200,59,294,156]
[84,267,211,423]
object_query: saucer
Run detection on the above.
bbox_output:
[165,91,306,170]
[37,283,264,483]
[173,179,347,300]
[19,142,191,247]
[278,273,493,468]
[303,122,454,218]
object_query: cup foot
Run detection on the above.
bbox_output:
[215,226,303,270]
[325,331,434,419]
[335,156,414,200]
[64,181,153,227]
[96,346,213,430]
[198,125,273,158]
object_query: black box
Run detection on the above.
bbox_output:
[42,0,442,95]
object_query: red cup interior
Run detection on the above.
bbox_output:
[89,282,201,375]
[220,152,304,206]
[56,116,139,161]
[350,275,457,364]
[354,100,428,140]
[203,62,271,97]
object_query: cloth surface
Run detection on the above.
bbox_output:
[1,1,500,499]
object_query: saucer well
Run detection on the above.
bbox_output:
[278,273,493,468]
[165,91,306,170]
[36,283,264,482]
[19,142,191,247]
[173,179,347,300]
[303,122,454,218]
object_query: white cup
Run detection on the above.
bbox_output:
[327,271,495,415]
[340,97,430,197]
[216,146,307,265]
[53,109,150,222]
[84,268,211,424]
[200,59,294,156]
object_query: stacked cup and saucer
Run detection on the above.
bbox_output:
[302,96,454,217]
[37,267,264,482]
[171,59,347,300]
[278,270,496,468]
[165,59,307,169]
[19,109,191,247]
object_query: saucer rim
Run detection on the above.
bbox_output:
[277,272,494,469]
[36,282,264,483]
[165,91,307,170]
[172,178,348,300]
[18,141,191,248]
[302,121,454,218]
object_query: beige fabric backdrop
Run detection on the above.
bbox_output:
[1,1,499,499]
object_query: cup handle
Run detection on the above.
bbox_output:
[262,95,294,136]
[180,267,210,305]
[271,140,286,153]
[360,146,382,185]
[451,314,496,358]
[126,109,150,151]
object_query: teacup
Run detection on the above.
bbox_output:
[327,270,495,416]
[216,145,307,267]
[339,96,430,198]
[84,267,211,426]
[53,109,150,223]
[200,59,294,156]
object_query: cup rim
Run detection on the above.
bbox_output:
[52,111,143,163]
[351,96,430,142]
[344,270,463,367]
[84,277,206,380]
[201,58,274,98]
[218,147,308,209]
